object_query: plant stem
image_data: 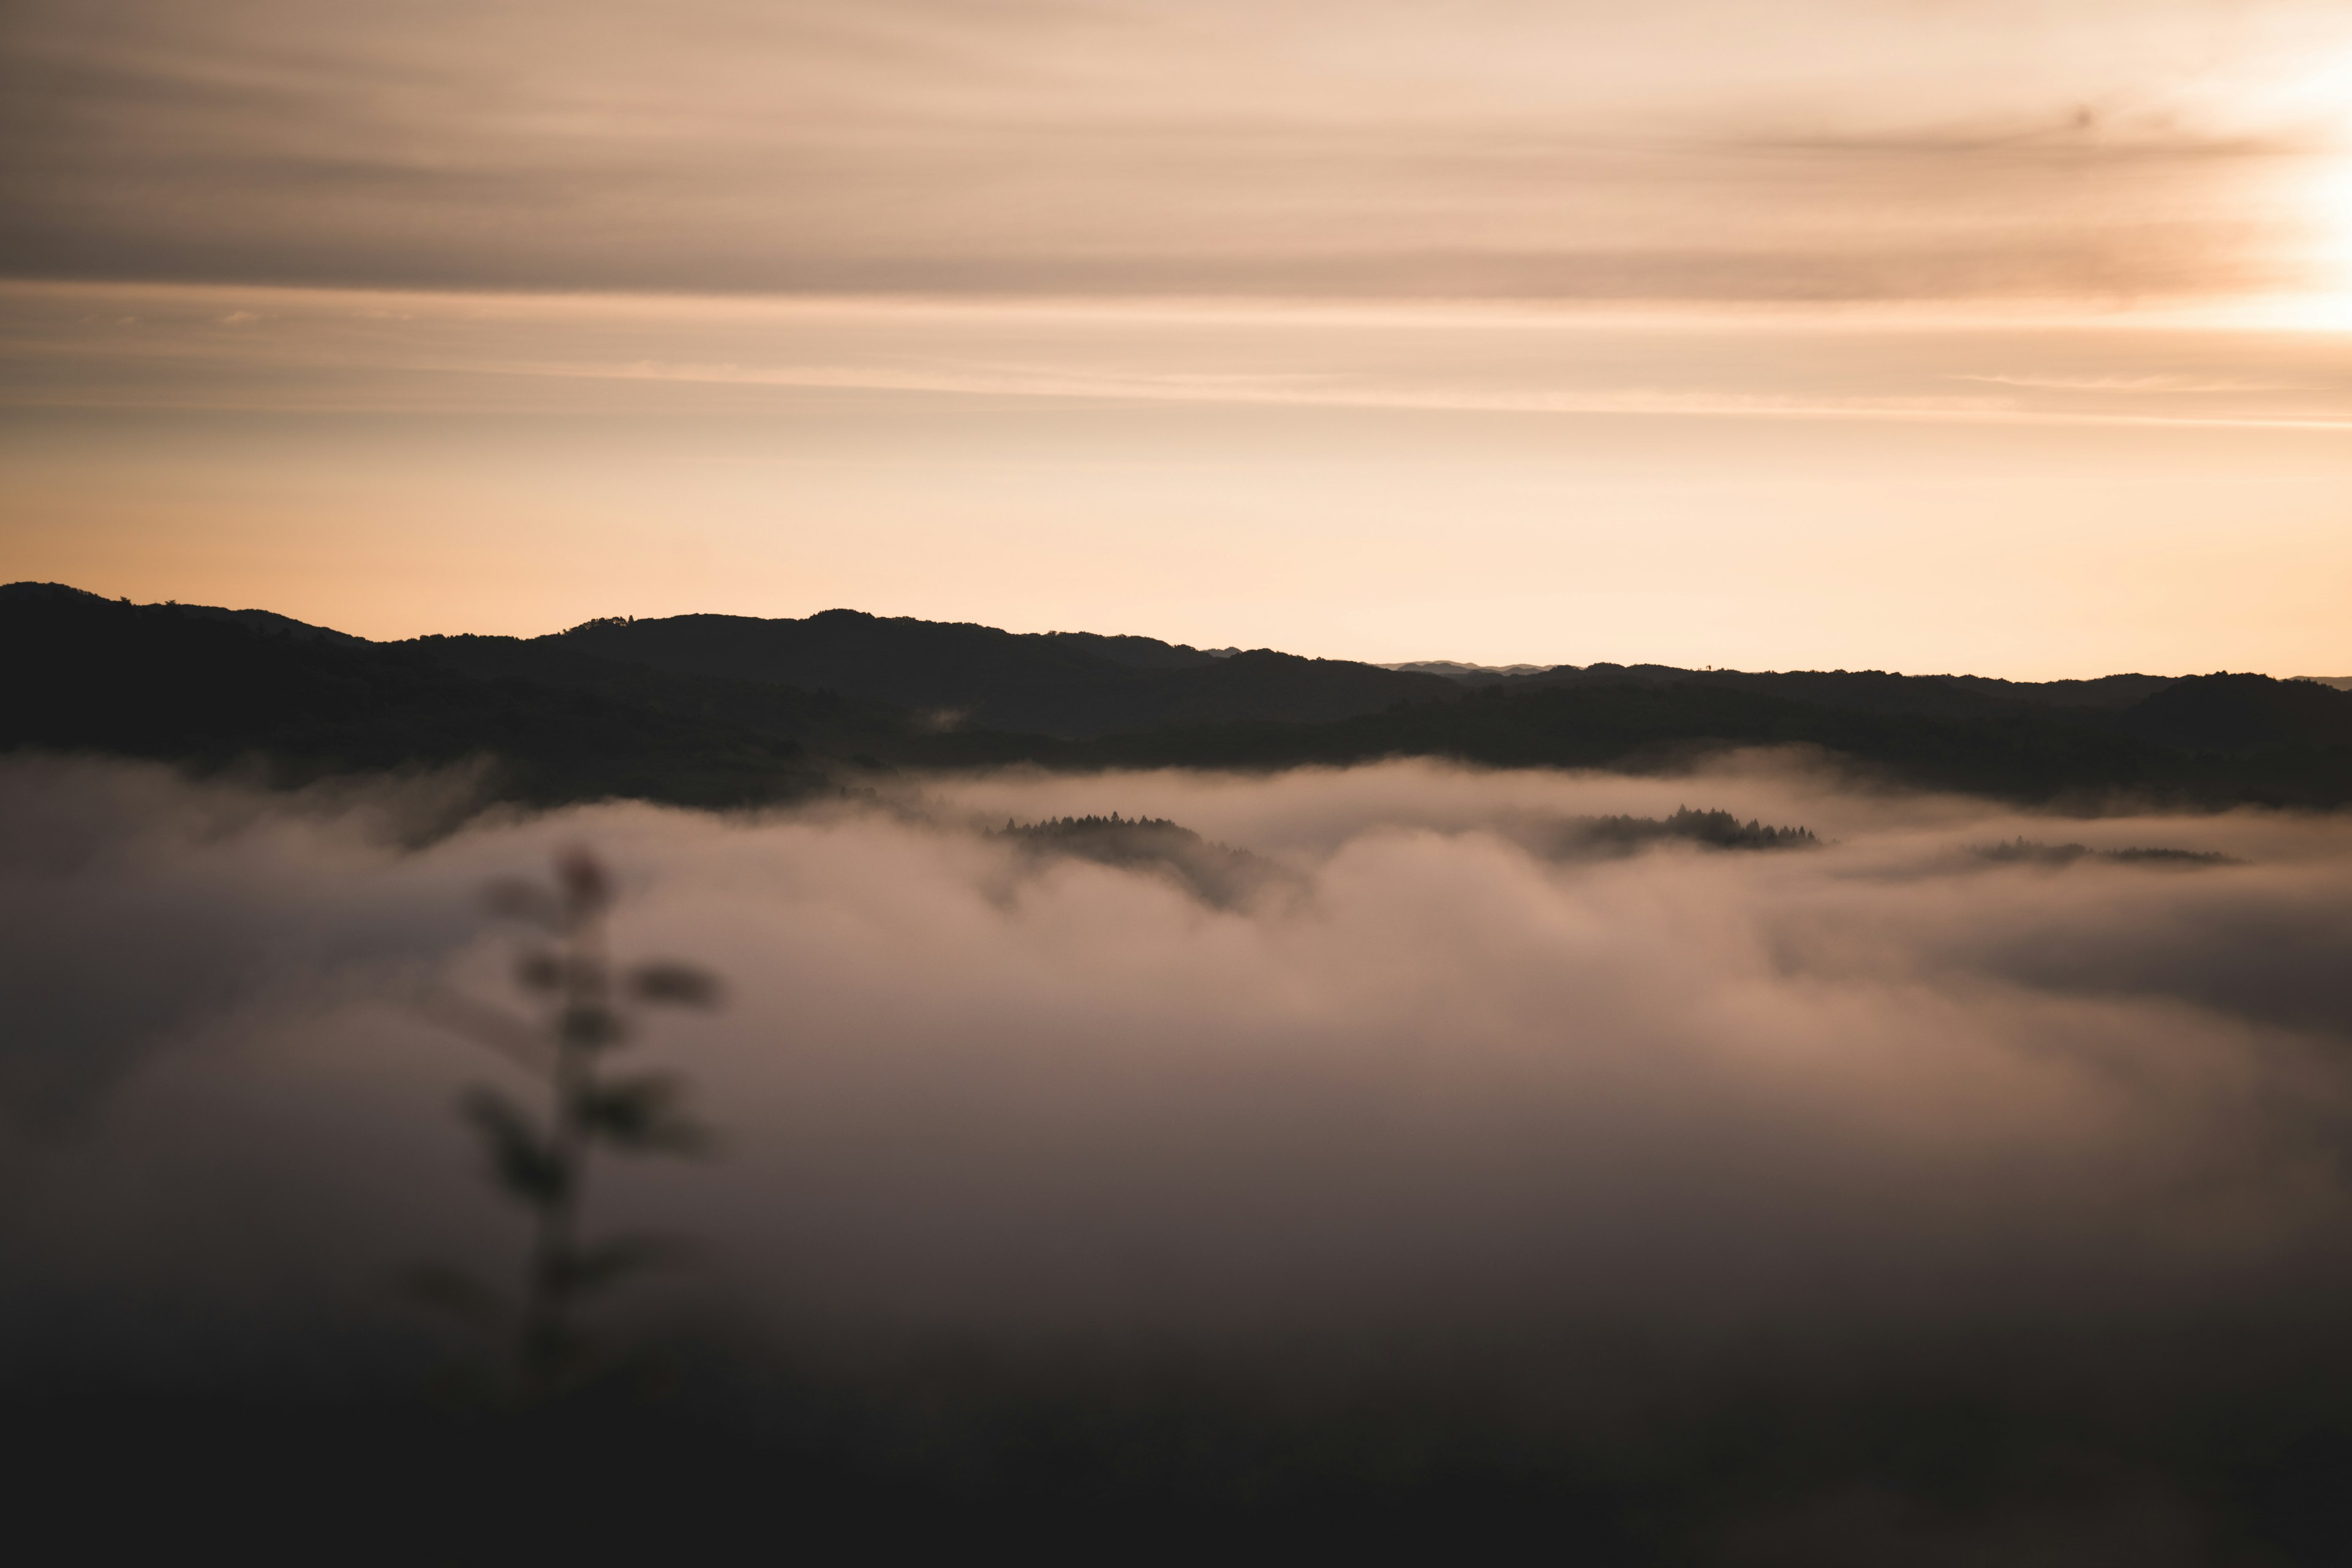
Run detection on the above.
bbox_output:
[519,904,604,1401]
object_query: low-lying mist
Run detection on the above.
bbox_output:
[7,751,2352,1558]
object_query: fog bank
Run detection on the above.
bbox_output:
[7,753,2352,1553]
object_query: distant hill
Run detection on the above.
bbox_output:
[1494,662,2176,718]
[0,588,833,807]
[536,609,1458,737]
[1055,675,2352,809]
[1932,672,2177,710]
[408,631,918,758]
[7,584,2351,813]
[2119,672,2352,753]
[1384,660,1556,680]
[0,581,366,645]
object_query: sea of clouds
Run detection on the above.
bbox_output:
[5,751,2352,1551]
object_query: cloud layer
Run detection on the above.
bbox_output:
[8,755,2352,1351]
[13,753,2352,1550]
[6,0,2348,301]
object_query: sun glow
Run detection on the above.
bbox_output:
[2320,156,2352,325]
[2281,47,2352,329]
[2274,156,2352,330]
[2240,154,2352,332]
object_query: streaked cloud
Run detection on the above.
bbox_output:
[6,0,2350,302]
[9,279,2352,429]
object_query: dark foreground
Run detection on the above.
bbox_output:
[24,1330,2352,1566]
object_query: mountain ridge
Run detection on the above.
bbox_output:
[9,584,2351,814]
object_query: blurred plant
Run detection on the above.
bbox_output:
[412,846,722,1404]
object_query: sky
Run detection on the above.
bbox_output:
[5,0,2352,673]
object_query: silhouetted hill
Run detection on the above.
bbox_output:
[0,582,366,646]
[9,584,2350,813]
[539,609,1457,737]
[410,633,914,755]
[2118,673,2352,753]
[178,603,368,646]
[1385,659,1554,680]
[1501,662,1695,691]
[1,590,829,807]
[1037,631,1222,671]
[1500,661,2176,718]
[1936,673,2176,710]
[1053,676,2352,809]
[1689,668,2037,719]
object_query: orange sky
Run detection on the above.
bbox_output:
[3,1,2351,673]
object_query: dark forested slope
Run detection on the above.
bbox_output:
[1060,675,2352,808]
[0,586,831,806]
[1502,663,2177,720]
[8,583,2351,813]
[541,609,1458,737]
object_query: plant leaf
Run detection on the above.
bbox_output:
[461,1085,569,1204]
[560,1001,627,1050]
[514,951,565,993]
[576,1073,711,1155]
[627,960,724,1009]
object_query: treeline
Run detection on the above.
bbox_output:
[995,813,1194,841]
[991,813,1272,907]
[1578,807,1819,851]
[1974,839,2236,868]
[9,584,2352,816]
[1034,679,2352,810]
[1,587,829,809]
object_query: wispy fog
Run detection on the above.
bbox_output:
[7,753,2352,1548]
